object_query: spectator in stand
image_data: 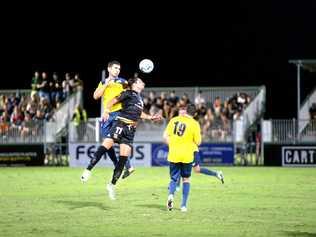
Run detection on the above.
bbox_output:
[143,97,151,114]
[20,112,35,138]
[10,106,24,129]
[194,90,206,106]
[51,72,63,107]
[148,91,157,105]
[62,73,72,100]
[310,103,316,120]
[73,73,83,92]
[71,105,87,141]
[39,98,53,121]
[33,109,45,122]
[31,71,40,97]
[168,90,179,107]
[162,100,172,120]
[0,110,10,136]
[202,108,214,140]
[38,72,51,103]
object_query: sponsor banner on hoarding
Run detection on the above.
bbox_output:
[151,143,234,166]
[69,143,151,167]
[199,143,234,165]
[282,146,316,167]
[0,145,44,166]
[151,143,169,166]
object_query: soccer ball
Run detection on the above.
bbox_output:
[139,59,154,73]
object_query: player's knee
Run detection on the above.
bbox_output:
[182,177,190,183]
[193,166,200,173]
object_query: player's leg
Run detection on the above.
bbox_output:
[193,151,224,183]
[122,155,135,179]
[176,176,181,192]
[101,114,119,167]
[167,162,180,210]
[81,138,114,182]
[110,143,130,185]
[107,143,131,200]
[180,163,193,211]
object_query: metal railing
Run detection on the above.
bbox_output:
[0,120,45,144]
[142,86,261,104]
[264,119,316,144]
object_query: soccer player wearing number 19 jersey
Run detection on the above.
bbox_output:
[163,104,201,212]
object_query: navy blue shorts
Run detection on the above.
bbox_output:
[169,162,193,182]
[100,111,120,138]
[192,151,201,167]
[106,120,136,148]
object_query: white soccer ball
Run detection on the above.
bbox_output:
[139,59,154,73]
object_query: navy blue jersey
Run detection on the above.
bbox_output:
[116,90,144,122]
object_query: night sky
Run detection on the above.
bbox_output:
[2,2,316,118]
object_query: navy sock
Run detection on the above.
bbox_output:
[87,146,107,170]
[200,167,217,176]
[176,176,181,188]
[111,156,127,185]
[107,147,118,166]
[168,180,177,195]
[125,157,132,170]
[181,182,190,208]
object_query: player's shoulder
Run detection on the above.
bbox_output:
[114,77,128,84]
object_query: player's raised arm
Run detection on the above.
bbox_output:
[102,96,120,121]
[93,79,111,100]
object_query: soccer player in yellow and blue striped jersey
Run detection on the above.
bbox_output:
[81,61,133,182]
[163,103,201,212]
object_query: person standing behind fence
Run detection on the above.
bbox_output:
[71,105,87,141]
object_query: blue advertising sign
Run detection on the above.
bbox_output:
[151,143,234,166]
[151,143,169,166]
[199,143,234,165]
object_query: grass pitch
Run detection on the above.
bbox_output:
[0,167,316,237]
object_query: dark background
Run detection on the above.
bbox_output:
[2,1,316,118]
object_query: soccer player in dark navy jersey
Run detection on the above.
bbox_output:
[101,76,161,200]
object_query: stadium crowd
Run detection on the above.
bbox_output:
[0,71,82,139]
[142,90,251,141]
[1,71,252,141]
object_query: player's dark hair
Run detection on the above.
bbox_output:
[187,103,197,117]
[108,60,121,68]
[127,77,138,89]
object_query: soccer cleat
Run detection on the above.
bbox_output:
[167,195,174,211]
[216,171,224,184]
[106,183,116,200]
[180,206,188,212]
[122,167,135,179]
[80,169,91,183]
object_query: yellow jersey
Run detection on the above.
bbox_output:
[98,78,127,112]
[164,115,201,163]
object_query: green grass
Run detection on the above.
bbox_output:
[1,167,316,237]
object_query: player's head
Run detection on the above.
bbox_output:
[186,103,197,117]
[128,76,145,92]
[107,60,121,78]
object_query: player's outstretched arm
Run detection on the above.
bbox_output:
[140,112,162,122]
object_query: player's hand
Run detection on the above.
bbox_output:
[102,112,110,122]
[151,113,163,122]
